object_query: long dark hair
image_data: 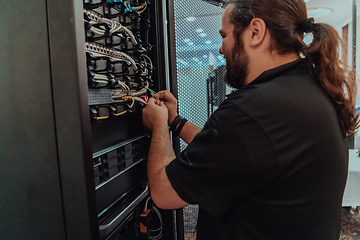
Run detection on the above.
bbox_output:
[226,0,359,137]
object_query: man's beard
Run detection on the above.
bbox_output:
[225,40,249,89]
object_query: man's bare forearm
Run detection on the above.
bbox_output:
[147,122,188,209]
[147,122,175,198]
[178,122,202,144]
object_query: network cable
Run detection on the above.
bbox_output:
[109,0,147,14]
[85,42,152,78]
[115,96,134,116]
[141,196,163,240]
[144,86,158,101]
[84,9,147,52]
[85,42,138,71]
[112,81,149,99]
[149,206,163,240]
[139,54,153,79]
[88,72,117,88]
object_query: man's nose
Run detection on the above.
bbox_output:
[219,46,223,55]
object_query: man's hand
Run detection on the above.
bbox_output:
[142,97,168,131]
[157,90,178,126]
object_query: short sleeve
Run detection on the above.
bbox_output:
[166,101,278,217]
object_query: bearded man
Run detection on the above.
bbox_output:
[142,0,359,239]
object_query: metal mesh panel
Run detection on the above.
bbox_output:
[174,0,231,152]
[173,0,230,239]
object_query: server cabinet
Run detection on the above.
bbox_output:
[0,2,67,239]
[0,0,175,239]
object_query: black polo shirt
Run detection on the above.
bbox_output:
[166,59,348,240]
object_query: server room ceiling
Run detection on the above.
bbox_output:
[196,0,354,27]
[175,0,356,56]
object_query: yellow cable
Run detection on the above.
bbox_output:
[137,1,147,14]
[96,116,109,120]
[115,110,127,116]
[130,97,135,108]
[115,96,135,116]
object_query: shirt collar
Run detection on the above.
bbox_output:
[247,58,307,87]
[226,58,308,97]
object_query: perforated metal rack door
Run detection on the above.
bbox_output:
[171,0,230,239]
[173,0,232,152]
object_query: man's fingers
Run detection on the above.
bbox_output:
[157,90,173,101]
[147,97,156,104]
[147,97,163,106]
[157,90,170,96]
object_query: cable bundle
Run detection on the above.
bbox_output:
[109,0,147,14]
[85,0,154,121]
[84,9,147,52]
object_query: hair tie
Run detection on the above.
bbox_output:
[299,17,314,33]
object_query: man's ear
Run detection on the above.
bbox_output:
[248,18,267,47]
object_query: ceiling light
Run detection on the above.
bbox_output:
[199,33,207,37]
[177,59,188,66]
[178,59,188,65]
[186,17,196,22]
[195,28,204,33]
[184,39,190,43]
[307,8,333,19]
[205,40,212,44]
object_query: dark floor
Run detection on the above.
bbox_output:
[340,207,360,240]
[183,205,360,240]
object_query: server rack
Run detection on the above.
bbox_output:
[0,0,176,239]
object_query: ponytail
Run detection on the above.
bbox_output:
[304,23,359,137]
